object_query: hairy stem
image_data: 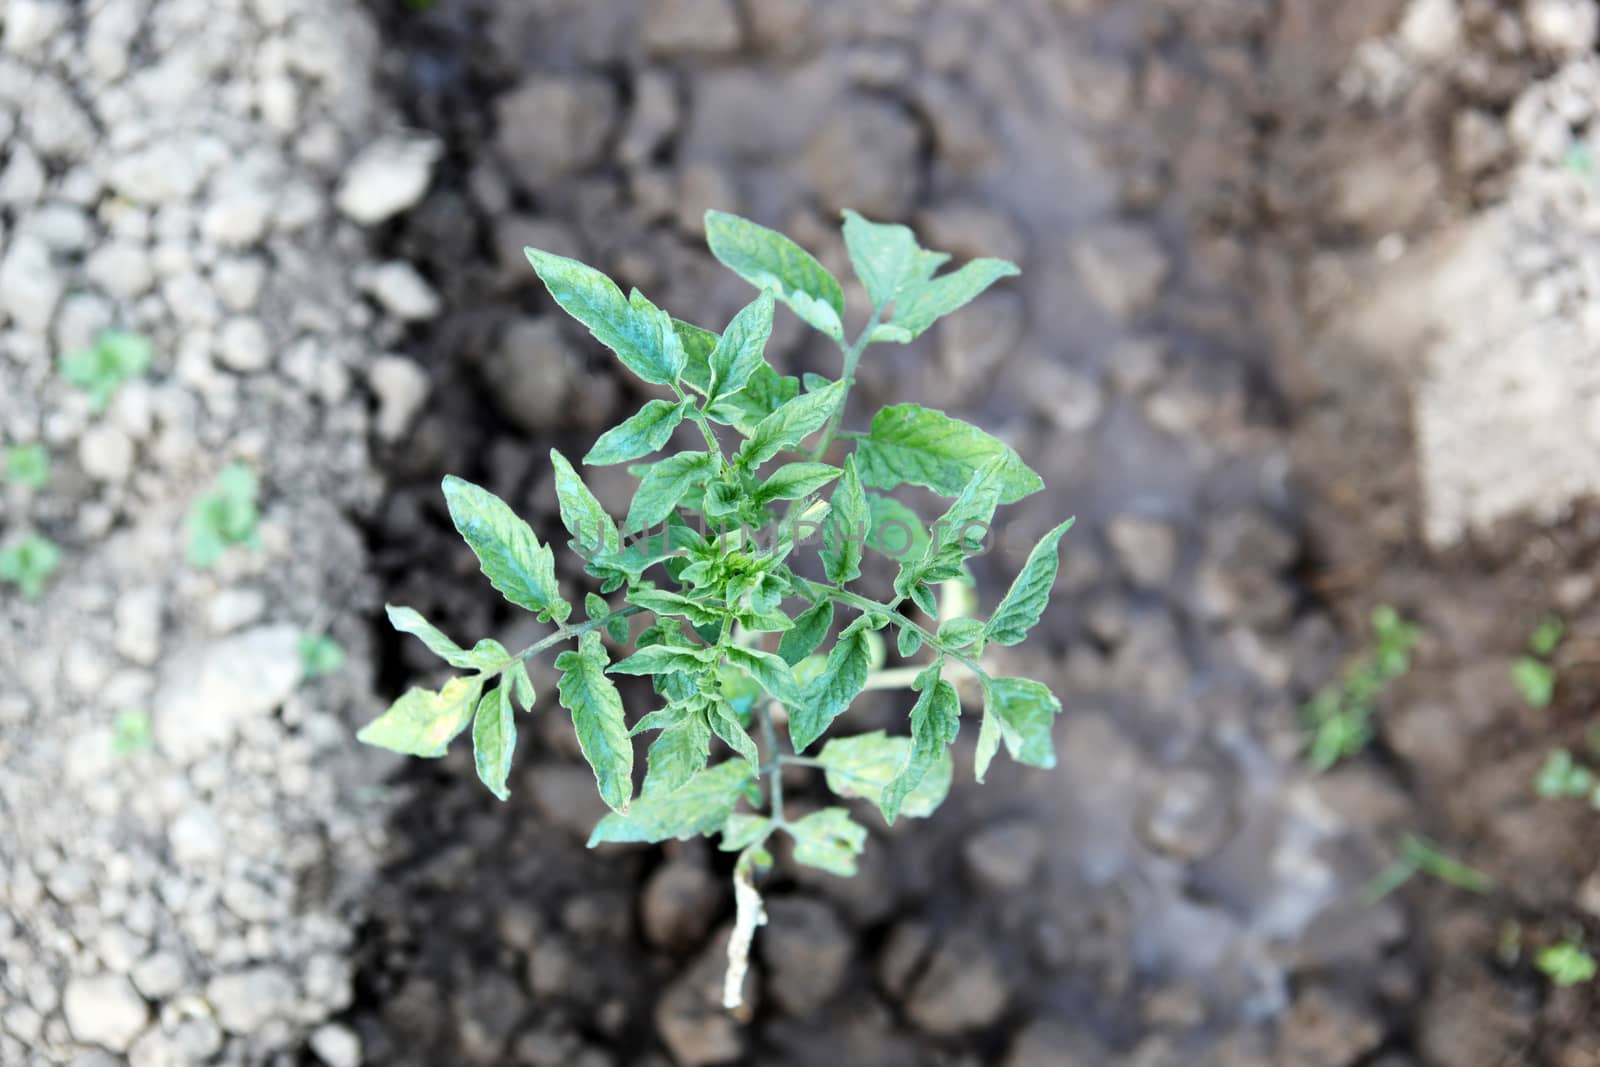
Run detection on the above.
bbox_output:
[812,304,885,459]
[757,701,786,827]
[500,606,645,676]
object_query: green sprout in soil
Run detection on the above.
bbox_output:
[1564,143,1594,177]
[5,443,51,489]
[356,208,1062,1007]
[1363,833,1494,903]
[58,329,153,412]
[1533,747,1600,809]
[300,633,347,680]
[111,709,154,756]
[1537,940,1597,988]
[1512,615,1563,709]
[186,463,262,569]
[1304,605,1420,771]
[0,532,62,601]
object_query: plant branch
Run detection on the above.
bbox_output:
[499,606,645,676]
[824,586,989,681]
[812,304,886,459]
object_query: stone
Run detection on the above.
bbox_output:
[54,291,112,353]
[1396,0,1462,62]
[105,138,214,205]
[84,241,154,299]
[361,261,441,321]
[368,355,430,441]
[112,587,163,666]
[335,134,442,225]
[483,318,581,432]
[655,930,751,1066]
[168,806,225,866]
[675,164,737,237]
[747,0,819,58]
[641,860,722,951]
[1451,110,1509,178]
[619,72,681,168]
[152,625,302,761]
[496,76,618,187]
[1138,769,1235,860]
[207,967,296,1034]
[1107,515,1181,588]
[805,96,922,219]
[642,0,743,57]
[206,587,267,634]
[759,897,853,1017]
[130,953,186,1000]
[62,975,148,1052]
[216,316,272,372]
[310,1023,362,1067]
[1524,0,1597,59]
[0,142,46,205]
[962,818,1045,892]
[3,0,71,54]
[211,256,268,312]
[905,930,1009,1035]
[0,236,63,333]
[201,185,274,248]
[1071,224,1171,319]
[23,204,93,252]
[78,425,135,483]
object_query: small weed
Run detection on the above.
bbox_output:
[1535,748,1595,799]
[1364,833,1494,903]
[0,532,62,600]
[1564,143,1594,177]
[300,633,346,680]
[186,463,261,569]
[1304,605,1420,771]
[111,709,154,756]
[5,443,50,489]
[1513,615,1563,709]
[1537,940,1597,987]
[58,329,153,412]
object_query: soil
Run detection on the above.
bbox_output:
[325,2,1599,1066]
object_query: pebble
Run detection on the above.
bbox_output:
[1525,0,1599,58]
[112,587,164,666]
[905,930,1009,1035]
[84,241,155,299]
[207,966,296,1033]
[216,315,272,372]
[495,76,618,187]
[640,860,722,951]
[962,818,1045,892]
[804,95,922,219]
[1071,224,1171,319]
[1107,515,1181,588]
[130,953,187,1001]
[310,1023,362,1067]
[201,185,274,248]
[334,134,442,225]
[62,974,149,1053]
[368,355,431,441]
[206,587,267,634]
[642,0,744,57]
[483,318,582,432]
[759,897,853,1017]
[152,625,302,762]
[1396,0,1463,62]
[1138,769,1235,860]
[361,261,442,321]
[211,256,268,311]
[0,142,47,205]
[78,424,137,483]
[0,235,64,333]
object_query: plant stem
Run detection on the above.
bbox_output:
[812,304,885,459]
[499,606,645,676]
[824,586,989,681]
[758,700,786,825]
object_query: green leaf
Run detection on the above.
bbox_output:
[856,404,1042,504]
[708,291,777,406]
[555,631,635,814]
[883,257,1020,340]
[59,329,154,411]
[443,475,571,623]
[1512,656,1557,709]
[587,758,756,846]
[628,586,726,627]
[508,660,536,711]
[705,210,846,340]
[787,807,868,877]
[820,726,954,823]
[549,449,621,559]
[358,676,485,758]
[584,399,690,466]
[755,462,841,506]
[789,626,871,752]
[709,364,801,433]
[974,700,1002,783]
[841,210,922,309]
[626,451,717,532]
[736,379,847,469]
[937,616,986,649]
[5,443,50,489]
[708,698,761,766]
[299,634,346,680]
[821,455,867,584]
[895,458,1008,593]
[985,519,1075,646]
[720,813,774,852]
[610,644,716,677]
[778,599,833,666]
[185,463,261,569]
[674,319,721,394]
[385,604,470,666]
[525,247,685,385]
[723,646,799,705]
[882,679,960,823]
[472,684,517,801]
[644,706,712,794]
[896,626,923,657]
[866,493,930,562]
[982,676,1062,770]
[0,531,61,600]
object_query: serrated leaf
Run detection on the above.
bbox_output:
[788,807,868,877]
[937,617,985,649]
[723,646,799,705]
[584,399,690,466]
[443,475,571,623]
[705,210,846,340]
[625,451,717,532]
[778,599,833,665]
[895,458,1008,594]
[986,519,1074,646]
[841,210,921,309]
[385,604,469,666]
[709,363,801,433]
[555,631,634,814]
[708,291,777,406]
[983,676,1062,770]
[674,319,721,394]
[974,702,1002,783]
[883,257,1020,340]
[820,726,954,823]
[882,679,959,822]
[855,404,1042,504]
[357,676,484,758]
[737,378,847,469]
[789,626,871,752]
[628,586,726,627]
[610,643,716,677]
[756,462,841,506]
[525,247,685,385]
[708,698,761,766]
[472,684,516,801]
[866,493,930,562]
[645,706,712,794]
[821,455,867,584]
[459,637,514,672]
[720,813,773,852]
[550,449,621,560]
[587,758,756,846]
[896,626,923,657]
[508,660,536,711]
